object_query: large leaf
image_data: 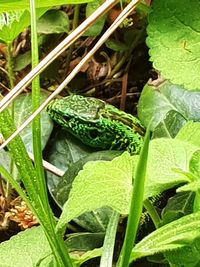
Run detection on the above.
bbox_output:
[147,0,200,90]
[176,121,200,147]
[56,138,200,235]
[145,138,199,198]
[0,226,52,267]
[0,226,102,267]
[56,152,134,234]
[175,122,200,193]
[0,0,93,12]
[49,144,121,232]
[0,224,102,267]
[54,150,122,207]
[130,211,200,262]
[165,238,200,267]
[138,81,200,129]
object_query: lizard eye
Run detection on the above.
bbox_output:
[89,129,99,139]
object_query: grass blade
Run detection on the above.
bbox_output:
[117,125,151,267]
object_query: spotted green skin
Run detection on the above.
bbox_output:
[47,95,145,155]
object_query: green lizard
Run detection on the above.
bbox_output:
[47,94,145,155]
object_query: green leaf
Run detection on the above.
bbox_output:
[14,92,53,153]
[189,151,200,179]
[152,110,186,138]
[50,148,122,232]
[73,206,113,233]
[130,211,200,262]
[55,138,200,236]
[105,39,129,52]
[0,93,53,180]
[0,149,11,174]
[46,130,94,201]
[145,138,200,198]
[160,191,195,226]
[176,121,200,147]
[37,10,69,34]
[147,0,200,90]
[118,125,151,267]
[66,232,104,252]
[84,0,106,36]
[138,81,200,129]
[0,0,93,12]
[0,224,101,267]
[0,226,52,267]
[71,248,102,267]
[54,150,122,207]
[14,51,31,71]
[56,152,134,234]
[177,150,200,193]
[0,9,46,43]
[165,237,200,267]
[175,122,200,193]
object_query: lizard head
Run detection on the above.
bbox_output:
[47,94,106,125]
[47,95,116,149]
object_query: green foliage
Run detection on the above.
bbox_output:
[46,130,95,202]
[118,126,151,267]
[0,9,46,43]
[14,51,32,71]
[145,138,199,198]
[160,191,195,226]
[147,0,200,90]
[14,92,53,152]
[84,0,106,36]
[176,121,200,147]
[51,147,121,208]
[165,238,200,267]
[105,39,129,52]
[0,226,102,267]
[130,211,200,263]
[0,0,93,12]
[0,227,52,267]
[2,0,200,266]
[37,10,70,34]
[0,92,53,178]
[56,152,134,235]
[0,103,73,266]
[138,81,200,129]
[55,135,200,235]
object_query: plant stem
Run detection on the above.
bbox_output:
[30,0,48,204]
[29,1,73,266]
[143,199,161,228]
[5,42,15,204]
[117,126,151,267]
[6,42,15,90]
